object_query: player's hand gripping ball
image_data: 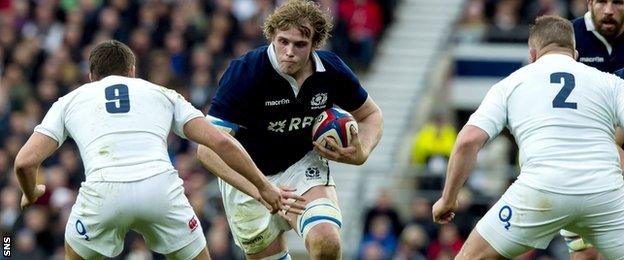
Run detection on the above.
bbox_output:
[312,108,358,150]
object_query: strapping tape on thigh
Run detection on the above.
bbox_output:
[561,231,593,252]
[296,198,342,238]
[264,250,291,260]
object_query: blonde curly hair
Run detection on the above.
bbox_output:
[263,0,333,49]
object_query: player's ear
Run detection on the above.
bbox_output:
[88,72,93,82]
[129,66,136,78]
[573,50,579,60]
[528,47,538,63]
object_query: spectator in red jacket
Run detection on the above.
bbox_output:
[338,0,383,70]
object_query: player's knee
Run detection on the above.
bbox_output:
[306,224,341,259]
[297,198,342,238]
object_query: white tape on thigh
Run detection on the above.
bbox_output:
[560,230,593,252]
[264,250,291,260]
[296,198,342,239]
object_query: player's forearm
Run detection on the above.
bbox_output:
[441,131,483,201]
[357,109,383,157]
[196,145,261,199]
[184,118,272,191]
[209,135,272,191]
[441,145,479,201]
[14,161,39,202]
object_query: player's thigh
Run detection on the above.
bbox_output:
[65,181,131,258]
[245,232,289,260]
[219,178,288,255]
[65,241,103,260]
[132,172,206,257]
[456,229,523,260]
[475,182,573,258]
[574,188,624,259]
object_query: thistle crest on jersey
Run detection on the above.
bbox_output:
[312,108,358,148]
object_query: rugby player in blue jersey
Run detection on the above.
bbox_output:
[572,0,624,73]
[196,1,383,259]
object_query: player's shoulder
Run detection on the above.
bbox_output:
[58,80,99,104]
[571,16,586,31]
[315,50,349,72]
[231,45,269,69]
[223,46,270,80]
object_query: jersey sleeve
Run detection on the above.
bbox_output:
[332,56,369,111]
[34,98,68,147]
[167,89,204,139]
[208,59,254,128]
[466,82,508,140]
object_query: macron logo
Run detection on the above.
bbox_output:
[265,99,290,106]
[579,56,604,63]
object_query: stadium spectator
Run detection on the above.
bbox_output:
[425,223,463,260]
[408,197,438,240]
[485,0,529,43]
[455,0,487,43]
[358,215,399,259]
[393,224,428,260]
[410,113,456,175]
[363,189,403,237]
[338,0,384,70]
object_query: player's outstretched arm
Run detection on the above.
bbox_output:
[197,144,262,198]
[197,145,305,215]
[14,133,58,209]
[432,125,488,224]
[314,97,383,165]
[184,117,291,213]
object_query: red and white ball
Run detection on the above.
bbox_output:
[312,108,358,149]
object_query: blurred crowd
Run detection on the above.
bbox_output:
[0,0,396,258]
[455,0,589,43]
[358,189,569,260]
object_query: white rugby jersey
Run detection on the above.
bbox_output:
[467,54,624,194]
[34,75,203,182]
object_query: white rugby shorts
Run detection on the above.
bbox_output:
[220,151,335,254]
[65,171,205,258]
[476,181,624,259]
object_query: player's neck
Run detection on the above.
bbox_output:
[537,45,574,60]
[292,58,315,88]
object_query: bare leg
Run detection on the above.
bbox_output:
[65,241,103,260]
[193,247,212,260]
[245,233,288,260]
[456,229,530,260]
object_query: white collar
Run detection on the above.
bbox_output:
[584,11,613,54]
[267,43,325,96]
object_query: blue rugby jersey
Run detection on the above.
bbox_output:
[572,12,624,73]
[209,45,368,175]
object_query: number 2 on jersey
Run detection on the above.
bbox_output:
[105,84,130,113]
[550,72,577,109]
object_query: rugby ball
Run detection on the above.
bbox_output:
[312,108,358,149]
